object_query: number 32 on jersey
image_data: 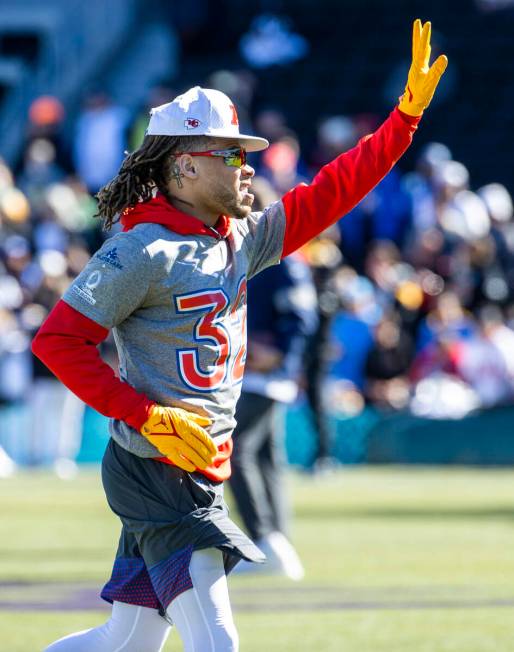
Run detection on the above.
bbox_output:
[174,278,247,392]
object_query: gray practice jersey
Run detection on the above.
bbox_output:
[62,202,286,457]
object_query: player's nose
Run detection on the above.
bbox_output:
[241,162,255,178]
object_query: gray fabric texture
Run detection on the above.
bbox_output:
[62,201,286,458]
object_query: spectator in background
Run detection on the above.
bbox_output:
[402,141,452,236]
[0,143,100,471]
[301,228,342,471]
[25,95,72,174]
[416,290,475,351]
[436,165,490,247]
[369,169,412,247]
[455,311,512,407]
[478,183,514,302]
[230,178,317,579]
[479,304,514,381]
[17,139,65,208]
[259,134,307,195]
[310,115,361,172]
[0,229,86,472]
[73,92,130,194]
[0,304,31,406]
[364,240,404,311]
[409,305,514,418]
[327,271,375,397]
[254,110,307,182]
[365,312,414,410]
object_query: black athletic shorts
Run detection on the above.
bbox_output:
[100,439,264,612]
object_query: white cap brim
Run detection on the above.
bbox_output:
[146,125,269,152]
[213,133,269,152]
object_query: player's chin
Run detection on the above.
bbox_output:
[232,194,254,218]
[241,190,254,206]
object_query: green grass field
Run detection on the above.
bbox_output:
[1,466,514,651]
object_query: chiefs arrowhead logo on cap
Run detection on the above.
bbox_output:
[184,118,201,129]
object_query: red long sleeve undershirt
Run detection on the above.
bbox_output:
[281,108,420,258]
[31,300,155,430]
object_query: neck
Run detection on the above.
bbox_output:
[167,193,219,227]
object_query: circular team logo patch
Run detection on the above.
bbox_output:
[86,271,102,290]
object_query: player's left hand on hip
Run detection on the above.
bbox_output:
[398,19,448,117]
[140,405,217,472]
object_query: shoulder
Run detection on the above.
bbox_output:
[93,231,150,268]
[120,223,180,250]
[117,224,187,270]
[91,227,180,285]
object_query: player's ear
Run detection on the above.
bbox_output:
[179,154,198,180]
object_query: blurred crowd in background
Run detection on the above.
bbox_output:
[2,76,514,434]
[2,0,514,473]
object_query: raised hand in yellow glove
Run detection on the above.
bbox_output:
[398,19,448,117]
[140,405,217,472]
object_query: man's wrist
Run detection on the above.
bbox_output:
[395,106,423,126]
[125,399,157,432]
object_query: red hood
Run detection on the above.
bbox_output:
[120,194,232,239]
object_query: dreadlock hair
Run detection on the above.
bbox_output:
[95,134,211,230]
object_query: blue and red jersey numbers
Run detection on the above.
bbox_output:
[174,278,247,392]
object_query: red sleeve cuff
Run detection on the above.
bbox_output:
[395,107,422,126]
[123,399,156,431]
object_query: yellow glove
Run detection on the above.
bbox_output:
[398,19,448,117]
[140,405,217,472]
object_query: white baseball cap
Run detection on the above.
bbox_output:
[146,86,269,153]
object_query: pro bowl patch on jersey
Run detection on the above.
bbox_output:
[97,247,123,269]
[71,271,102,305]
